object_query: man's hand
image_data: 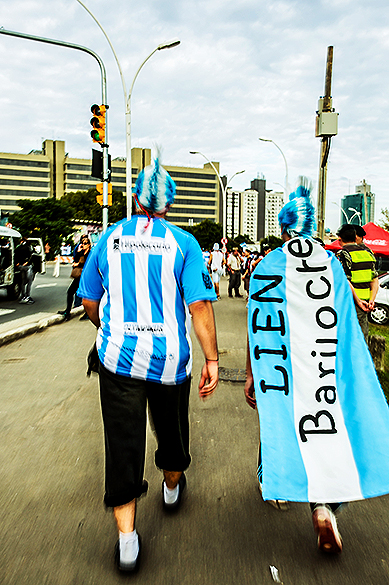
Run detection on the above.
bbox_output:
[244,373,257,409]
[355,297,370,313]
[199,361,218,400]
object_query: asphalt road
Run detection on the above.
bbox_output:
[0,264,73,326]
[1,278,389,584]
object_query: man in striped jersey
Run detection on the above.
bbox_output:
[79,157,218,573]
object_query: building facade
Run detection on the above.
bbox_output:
[265,190,284,238]
[341,181,375,225]
[0,140,220,228]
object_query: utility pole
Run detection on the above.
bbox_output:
[315,46,339,239]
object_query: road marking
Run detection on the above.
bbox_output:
[35,284,58,288]
[0,309,16,316]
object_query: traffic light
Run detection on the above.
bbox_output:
[96,182,112,206]
[90,104,106,144]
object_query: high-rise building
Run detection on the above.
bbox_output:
[0,141,220,227]
[340,181,375,225]
[265,190,284,238]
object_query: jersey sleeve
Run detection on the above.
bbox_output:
[180,235,217,305]
[77,243,105,301]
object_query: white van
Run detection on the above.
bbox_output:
[0,226,45,299]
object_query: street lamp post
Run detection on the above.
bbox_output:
[258,137,289,195]
[0,26,110,232]
[76,0,180,219]
[126,40,180,219]
[189,151,244,240]
[348,207,362,225]
[332,201,349,224]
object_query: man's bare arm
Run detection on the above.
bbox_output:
[189,300,219,399]
[244,336,256,409]
[369,277,379,310]
[82,299,100,328]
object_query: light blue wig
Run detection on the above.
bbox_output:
[278,177,316,238]
[134,157,176,214]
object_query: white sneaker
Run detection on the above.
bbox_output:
[19,297,28,304]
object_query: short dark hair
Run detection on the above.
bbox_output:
[354,225,366,238]
[337,224,356,243]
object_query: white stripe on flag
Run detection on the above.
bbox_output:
[285,243,363,502]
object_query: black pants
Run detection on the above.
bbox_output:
[228,270,241,296]
[66,277,80,314]
[99,363,191,507]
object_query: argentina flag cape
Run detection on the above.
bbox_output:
[248,236,389,503]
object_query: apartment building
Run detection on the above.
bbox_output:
[0,140,219,228]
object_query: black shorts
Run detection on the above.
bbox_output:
[99,363,191,508]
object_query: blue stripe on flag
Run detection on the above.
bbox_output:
[249,248,308,502]
[331,254,389,499]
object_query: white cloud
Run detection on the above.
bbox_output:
[1,0,389,229]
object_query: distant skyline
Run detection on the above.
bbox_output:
[1,0,388,231]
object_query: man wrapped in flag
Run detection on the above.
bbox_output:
[245,178,389,554]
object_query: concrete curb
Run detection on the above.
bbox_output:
[0,306,85,347]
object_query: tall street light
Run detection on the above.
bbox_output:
[189,151,244,240]
[332,201,349,224]
[259,137,289,195]
[348,207,362,225]
[126,40,180,218]
[76,1,180,219]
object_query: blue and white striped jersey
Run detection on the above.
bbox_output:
[78,215,216,384]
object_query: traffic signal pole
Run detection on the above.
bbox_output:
[0,26,110,232]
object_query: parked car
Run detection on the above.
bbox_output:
[369,272,389,325]
[0,227,45,299]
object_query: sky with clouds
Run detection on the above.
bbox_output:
[1,0,388,231]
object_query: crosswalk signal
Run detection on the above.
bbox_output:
[90,104,106,145]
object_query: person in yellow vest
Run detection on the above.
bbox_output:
[336,224,379,340]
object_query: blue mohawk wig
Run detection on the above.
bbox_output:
[278,177,316,238]
[134,155,176,214]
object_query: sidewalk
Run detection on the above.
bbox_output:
[1,278,389,584]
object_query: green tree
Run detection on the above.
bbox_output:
[260,234,283,250]
[182,219,223,250]
[9,198,74,257]
[61,189,126,224]
[380,208,389,231]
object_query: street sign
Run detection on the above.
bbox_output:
[221,237,228,245]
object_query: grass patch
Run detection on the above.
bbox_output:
[369,323,389,402]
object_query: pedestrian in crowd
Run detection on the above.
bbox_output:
[208,243,224,299]
[58,235,91,321]
[78,155,219,574]
[242,248,252,301]
[227,247,243,297]
[202,248,211,271]
[354,224,375,254]
[14,236,35,304]
[336,224,378,341]
[250,250,263,272]
[245,178,389,555]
